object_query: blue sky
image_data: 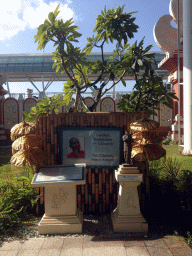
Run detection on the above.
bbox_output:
[1,0,170,95]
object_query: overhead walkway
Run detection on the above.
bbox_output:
[0,51,169,82]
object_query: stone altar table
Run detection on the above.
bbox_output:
[31,164,86,235]
[111,165,148,233]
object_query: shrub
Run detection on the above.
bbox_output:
[0,176,39,236]
[148,157,192,233]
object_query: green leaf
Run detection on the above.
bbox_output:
[54,4,60,17]
[48,12,54,23]
[121,78,126,87]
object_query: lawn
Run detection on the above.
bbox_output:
[163,145,192,170]
[0,148,33,183]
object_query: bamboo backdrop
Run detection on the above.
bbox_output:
[36,112,148,214]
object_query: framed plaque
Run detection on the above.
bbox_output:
[58,127,123,168]
[31,164,86,187]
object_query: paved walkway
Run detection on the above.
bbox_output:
[0,235,192,256]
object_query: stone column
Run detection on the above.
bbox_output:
[183,0,192,155]
[111,165,148,233]
[38,184,83,235]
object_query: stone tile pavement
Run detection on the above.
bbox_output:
[0,235,192,256]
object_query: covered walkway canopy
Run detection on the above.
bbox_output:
[0,52,169,83]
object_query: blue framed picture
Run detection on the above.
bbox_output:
[58,127,123,168]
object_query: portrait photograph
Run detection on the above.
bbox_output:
[67,137,85,159]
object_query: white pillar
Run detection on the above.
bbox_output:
[183,0,192,155]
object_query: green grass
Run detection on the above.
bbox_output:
[163,145,192,170]
[0,149,33,183]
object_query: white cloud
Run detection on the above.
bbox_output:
[0,0,74,41]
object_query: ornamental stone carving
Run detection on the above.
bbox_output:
[100,97,115,112]
[3,98,19,129]
[24,98,37,113]
[51,188,68,209]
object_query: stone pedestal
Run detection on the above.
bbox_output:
[31,165,86,235]
[38,184,83,235]
[111,165,148,233]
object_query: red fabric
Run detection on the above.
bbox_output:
[67,150,85,158]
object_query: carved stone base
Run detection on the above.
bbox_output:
[111,208,148,233]
[38,209,83,235]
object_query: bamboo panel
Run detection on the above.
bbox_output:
[102,169,106,213]
[50,116,54,145]
[83,114,87,126]
[46,115,51,144]
[80,114,84,127]
[102,114,106,127]
[76,114,80,126]
[53,116,58,156]
[47,143,51,166]
[60,114,65,127]
[95,169,99,211]
[90,114,94,127]
[38,117,43,137]
[99,169,102,213]
[119,113,124,129]
[93,115,97,126]
[91,169,95,212]
[43,116,47,133]
[54,134,57,156]
[109,170,113,194]
[69,114,73,126]
[65,114,69,126]
[84,169,89,213]
[108,113,113,127]
[106,169,109,211]
[81,184,85,213]
[71,115,77,127]
[51,153,54,165]
[105,115,109,127]
[88,169,92,212]
[77,194,81,211]
[114,114,118,127]
[57,114,61,127]
[109,170,113,211]
[86,114,91,127]
[36,112,148,215]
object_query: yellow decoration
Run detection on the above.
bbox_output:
[130,119,167,161]
[11,147,47,168]
[12,135,43,152]
[11,119,47,171]
[10,121,36,141]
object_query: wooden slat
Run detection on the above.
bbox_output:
[92,169,95,212]
[109,170,113,194]
[106,169,109,211]
[51,116,54,145]
[39,117,43,137]
[81,184,85,213]
[77,193,81,211]
[47,143,51,166]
